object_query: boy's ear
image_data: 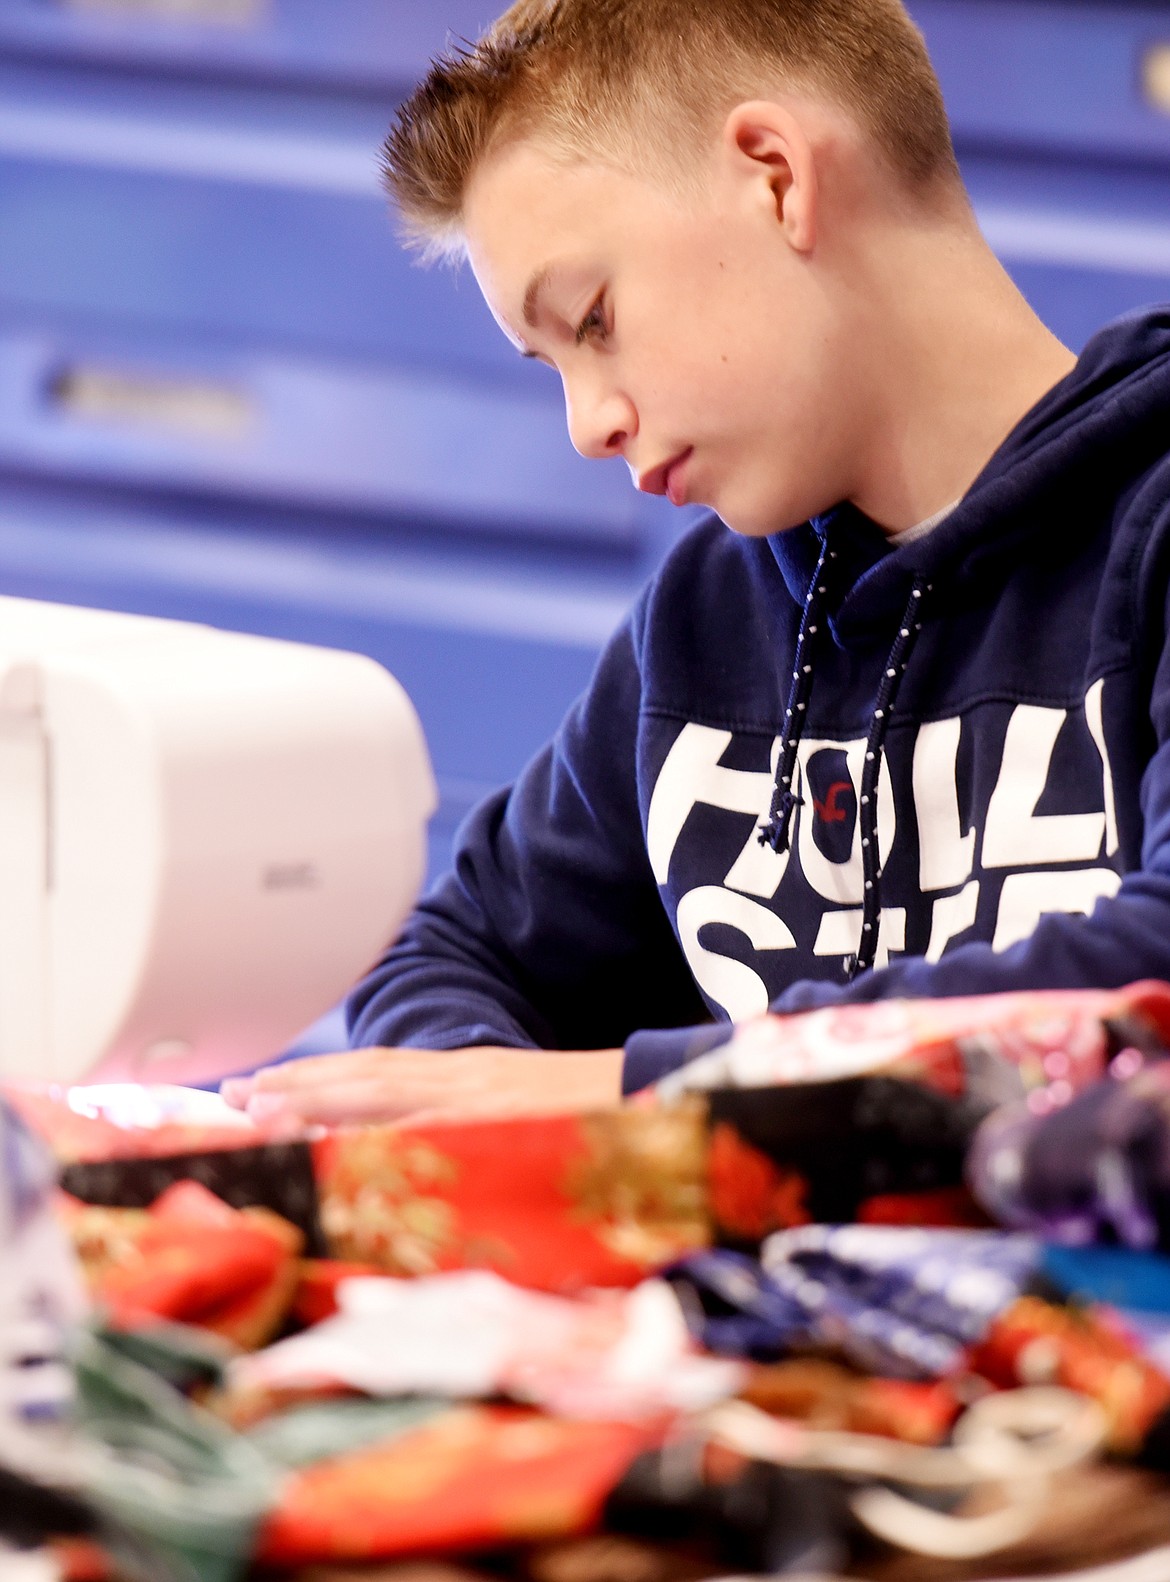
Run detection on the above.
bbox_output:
[721,100,817,253]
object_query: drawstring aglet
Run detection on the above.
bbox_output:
[757,790,803,853]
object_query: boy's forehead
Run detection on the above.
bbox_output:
[464,139,699,304]
[462,147,560,334]
[466,139,618,248]
[464,143,636,329]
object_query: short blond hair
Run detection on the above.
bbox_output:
[383,0,960,257]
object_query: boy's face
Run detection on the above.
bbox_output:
[462,120,865,537]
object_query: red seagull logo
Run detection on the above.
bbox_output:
[812,780,852,823]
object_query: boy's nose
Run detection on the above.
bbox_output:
[564,383,636,462]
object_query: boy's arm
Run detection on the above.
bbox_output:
[624,880,1170,1089]
[224,605,706,1124]
[624,865,1170,1087]
[345,613,708,1059]
[225,610,703,1124]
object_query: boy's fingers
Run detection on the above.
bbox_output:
[249,1049,386,1090]
[224,1047,624,1126]
[221,1050,390,1108]
[219,1077,252,1108]
[240,1054,500,1124]
[247,1078,425,1125]
[250,1045,512,1089]
[247,1083,584,1129]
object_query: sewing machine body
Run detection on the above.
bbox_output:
[0,597,435,1086]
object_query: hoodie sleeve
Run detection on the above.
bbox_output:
[346,606,709,1057]
[623,865,1170,1091]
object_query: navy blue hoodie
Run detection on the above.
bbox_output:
[348,308,1170,1092]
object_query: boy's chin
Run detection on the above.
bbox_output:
[718,505,807,540]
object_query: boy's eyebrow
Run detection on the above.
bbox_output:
[523,266,553,329]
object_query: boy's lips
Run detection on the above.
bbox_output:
[637,447,694,506]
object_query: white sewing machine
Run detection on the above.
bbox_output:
[0,596,436,1088]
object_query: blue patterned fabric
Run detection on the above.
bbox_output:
[669,1226,1040,1378]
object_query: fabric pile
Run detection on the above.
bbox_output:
[3,983,1170,1582]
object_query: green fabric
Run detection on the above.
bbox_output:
[74,1329,280,1582]
[95,1319,232,1396]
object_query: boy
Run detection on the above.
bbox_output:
[225,0,1170,1126]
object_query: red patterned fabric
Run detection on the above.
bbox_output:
[970,1295,1170,1455]
[311,1107,708,1292]
[62,1180,302,1347]
[256,1405,660,1564]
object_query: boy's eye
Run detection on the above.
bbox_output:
[574,298,608,345]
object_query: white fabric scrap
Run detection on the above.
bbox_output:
[233,1269,741,1420]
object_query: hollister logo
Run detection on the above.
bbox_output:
[646,680,1123,1021]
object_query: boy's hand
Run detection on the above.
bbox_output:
[219,1045,625,1127]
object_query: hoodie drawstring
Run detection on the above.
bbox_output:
[757,535,837,855]
[847,574,932,979]
[758,541,933,982]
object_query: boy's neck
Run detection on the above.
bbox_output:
[843,216,1077,534]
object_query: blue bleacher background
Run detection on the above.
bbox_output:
[1,0,1169,1052]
